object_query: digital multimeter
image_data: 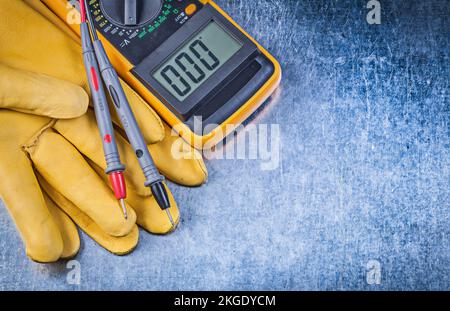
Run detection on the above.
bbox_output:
[43,0,281,148]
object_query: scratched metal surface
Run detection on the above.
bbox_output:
[0,0,448,290]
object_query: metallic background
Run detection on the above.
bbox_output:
[0,0,448,290]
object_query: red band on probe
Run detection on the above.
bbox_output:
[104,134,112,143]
[79,0,86,22]
[90,67,99,91]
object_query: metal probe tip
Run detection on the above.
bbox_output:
[165,209,176,228]
[119,199,128,220]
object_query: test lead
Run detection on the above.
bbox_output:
[80,0,128,219]
[83,0,175,227]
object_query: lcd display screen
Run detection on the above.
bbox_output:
[153,21,243,101]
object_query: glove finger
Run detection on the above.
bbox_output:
[88,159,179,234]
[109,80,165,144]
[0,0,86,89]
[25,128,137,237]
[54,110,150,196]
[39,176,139,255]
[0,149,63,263]
[128,185,180,234]
[42,192,80,259]
[149,123,208,186]
[0,63,88,118]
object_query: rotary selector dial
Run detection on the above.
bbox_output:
[100,0,163,27]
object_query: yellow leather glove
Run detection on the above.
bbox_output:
[0,0,208,263]
[0,64,140,262]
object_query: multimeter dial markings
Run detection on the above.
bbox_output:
[101,0,163,27]
[81,0,204,65]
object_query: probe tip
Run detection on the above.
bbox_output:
[119,199,128,220]
[165,209,176,228]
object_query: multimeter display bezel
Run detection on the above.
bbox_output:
[133,4,260,122]
[152,20,244,102]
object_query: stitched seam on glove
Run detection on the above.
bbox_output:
[21,119,57,156]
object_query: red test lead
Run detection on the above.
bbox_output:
[80,0,128,219]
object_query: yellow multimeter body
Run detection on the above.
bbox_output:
[42,0,281,149]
